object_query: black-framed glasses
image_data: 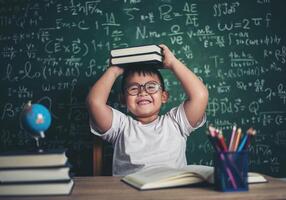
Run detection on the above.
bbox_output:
[125,81,162,96]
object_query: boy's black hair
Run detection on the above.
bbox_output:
[121,67,165,94]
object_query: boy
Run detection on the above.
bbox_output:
[87,44,208,176]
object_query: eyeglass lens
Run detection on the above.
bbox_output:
[126,81,161,95]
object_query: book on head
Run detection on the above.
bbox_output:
[121,165,267,190]
[110,53,163,66]
[110,44,163,68]
[110,44,162,57]
[0,149,67,168]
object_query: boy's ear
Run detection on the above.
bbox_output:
[161,91,169,104]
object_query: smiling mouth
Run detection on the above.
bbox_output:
[137,100,152,105]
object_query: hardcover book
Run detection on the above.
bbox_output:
[0,180,74,196]
[110,44,162,57]
[110,45,163,68]
[0,149,67,168]
[0,165,71,183]
[110,53,163,66]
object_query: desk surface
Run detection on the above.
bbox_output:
[1,176,286,200]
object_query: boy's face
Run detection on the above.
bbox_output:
[123,72,168,122]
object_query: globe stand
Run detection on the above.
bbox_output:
[33,131,45,152]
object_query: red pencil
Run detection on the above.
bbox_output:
[245,127,256,149]
[218,131,228,152]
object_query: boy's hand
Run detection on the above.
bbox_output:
[109,65,124,77]
[159,44,179,70]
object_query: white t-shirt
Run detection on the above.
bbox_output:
[90,102,206,176]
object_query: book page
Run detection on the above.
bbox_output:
[124,167,194,185]
[248,172,267,183]
[145,176,203,190]
[183,165,214,182]
[122,166,205,190]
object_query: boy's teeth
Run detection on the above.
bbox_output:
[138,100,150,105]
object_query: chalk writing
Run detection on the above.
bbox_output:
[0,0,285,177]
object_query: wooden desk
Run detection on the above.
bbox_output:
[1,176,286,200]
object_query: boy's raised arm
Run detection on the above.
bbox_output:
[160,44,209,128]
[86,66,123,133]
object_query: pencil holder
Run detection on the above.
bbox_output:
[214,151,248,192]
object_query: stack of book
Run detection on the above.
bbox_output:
[110,44,163,67]
[0,149,74,196]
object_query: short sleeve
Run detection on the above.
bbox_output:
[89,107,127,144]
[167,102,206,137]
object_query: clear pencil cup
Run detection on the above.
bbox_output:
[214,151,248,192]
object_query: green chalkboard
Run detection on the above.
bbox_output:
[1,0,286,177]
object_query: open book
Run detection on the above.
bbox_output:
[121,165,267,190]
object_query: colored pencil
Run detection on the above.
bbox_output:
[228,125,237,151]
[245,128,256,149]
[237,133,248,152]
[233,128,242,152]
[218,131,228,152]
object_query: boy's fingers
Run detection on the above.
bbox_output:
[159,44,168,51]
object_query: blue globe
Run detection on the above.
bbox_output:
[22,103,52,138]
